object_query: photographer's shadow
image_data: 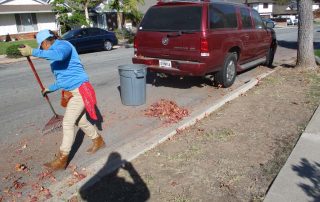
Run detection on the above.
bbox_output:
[79,152,150,202]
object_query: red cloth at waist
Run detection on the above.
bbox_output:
[79,82,97,120]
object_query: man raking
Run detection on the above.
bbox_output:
[19,29,106,171]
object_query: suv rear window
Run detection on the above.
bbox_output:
[209,4,237,29]
[139,6,202,31]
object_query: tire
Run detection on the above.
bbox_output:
[214,52,237,88]
[265,46,275,67]
[104,40,113,51]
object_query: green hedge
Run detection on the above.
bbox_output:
[6,44,23,58]
[315,49,320,57]
[0,40,37,56]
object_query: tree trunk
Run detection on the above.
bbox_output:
[84,0,90,25]
[296,0,317,69]
[117,12,123,30]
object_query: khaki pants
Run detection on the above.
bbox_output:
[60,88,99,154]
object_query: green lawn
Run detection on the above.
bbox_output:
[0,40,37,55]
[315,49,320,57]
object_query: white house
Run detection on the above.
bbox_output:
[0,0,57,41]
[246,0,274,18]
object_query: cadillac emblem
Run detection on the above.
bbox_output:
[162,37,169,46]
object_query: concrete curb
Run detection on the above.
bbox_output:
[48,68,277,201]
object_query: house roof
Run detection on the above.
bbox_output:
[273,4,298,15]
[0,0,46,4]
[246,0,273,3]
[0,4,53,14]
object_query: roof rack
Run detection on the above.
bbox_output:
[157,0,205,3]
[157,0,243,3]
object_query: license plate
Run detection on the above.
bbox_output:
[159,60,172,68]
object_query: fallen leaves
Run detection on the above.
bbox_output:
[13,179,26,190]
[15,164,28,172]
[38,170,56,182]
[67,166,87,187]
[40,186,52,199]
[145,99,189,124]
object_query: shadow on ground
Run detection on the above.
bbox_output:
[277,40,320,50]
[146,71,212,89]
[79,152,150,202]
[292,158,320,202]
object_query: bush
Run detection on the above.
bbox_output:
[114,28,135,44]
[6,44,22,58]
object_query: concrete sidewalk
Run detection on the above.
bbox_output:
[264,106,320,202]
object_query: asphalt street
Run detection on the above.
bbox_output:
[1,26,319,199]
[1,26,320,145]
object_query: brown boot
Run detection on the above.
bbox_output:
[44,152,68,171]
[87,135,106,154]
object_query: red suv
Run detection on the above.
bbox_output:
[132,0,277,87]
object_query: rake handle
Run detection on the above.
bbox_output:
[26,56,59,117]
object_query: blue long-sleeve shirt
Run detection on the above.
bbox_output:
[32,40,89,92]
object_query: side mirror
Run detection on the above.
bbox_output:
[266,22,274,29]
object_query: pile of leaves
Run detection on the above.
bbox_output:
[145,99,189,124]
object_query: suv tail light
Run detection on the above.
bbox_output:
[200,38,209,57]
[134,36,138,54]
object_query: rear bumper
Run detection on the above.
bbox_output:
[132,56,207,76]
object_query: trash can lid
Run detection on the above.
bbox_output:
[118,64,146,71]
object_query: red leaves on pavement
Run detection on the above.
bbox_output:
[27,195,39,202]
[38,170,56,182]
[145,99,189,124]
[13,179,26,190]
[15,163,28,172]
[170,181,177,187]
[67,167,87,187]
[40,186,52,199]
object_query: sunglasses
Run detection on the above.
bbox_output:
[40,41,45,50]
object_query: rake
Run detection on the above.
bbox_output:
[25,55,63,134]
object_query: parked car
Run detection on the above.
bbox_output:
[287,18,298,26]
[132,1,277,87]
[62,28,118,52]
[262,18,276,28]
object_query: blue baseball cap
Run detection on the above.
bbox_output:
[36,29,53,48]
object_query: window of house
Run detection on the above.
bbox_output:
[263,3,268,9]
[240,8,252,29]
[15,13,38,33]
[209,4,237,29]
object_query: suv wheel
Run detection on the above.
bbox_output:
[265,47,275,67]
[215,52,237,88]
[104,40,113,51]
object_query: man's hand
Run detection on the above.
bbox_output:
[41,88,52,97]
[18,45,33,57]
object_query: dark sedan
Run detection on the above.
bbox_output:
[61,28,118,52]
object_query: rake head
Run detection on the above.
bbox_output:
[42,115,64,135]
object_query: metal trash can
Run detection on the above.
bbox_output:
[118,64,147,106]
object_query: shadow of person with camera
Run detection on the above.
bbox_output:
[79,152,150,202]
